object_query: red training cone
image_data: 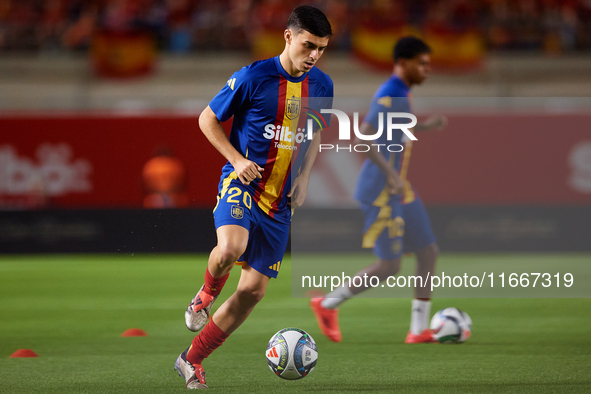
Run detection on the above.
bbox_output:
[10,349,38,358]
[121,328,148,337]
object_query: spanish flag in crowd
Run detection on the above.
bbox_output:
[92,30,157,78]
[351,24,418,71]
[423,24,484,71]
[351,23,484,72]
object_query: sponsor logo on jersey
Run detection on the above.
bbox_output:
[263,124,307,151]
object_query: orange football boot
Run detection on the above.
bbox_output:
[310,297,342,343]
[405,329,438,344]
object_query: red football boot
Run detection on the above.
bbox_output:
[405,329,438,344]
[310,297,342,343]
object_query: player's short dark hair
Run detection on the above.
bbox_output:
[393,36,431,62]
[287,5,332,38]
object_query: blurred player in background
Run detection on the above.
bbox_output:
[311,36,446,344]
[174,6,333,389]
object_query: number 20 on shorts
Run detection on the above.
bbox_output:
[225,187,252,209]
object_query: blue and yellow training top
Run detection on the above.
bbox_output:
[209,56,333,224]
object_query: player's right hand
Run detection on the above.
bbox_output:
[234,157,263,185]
[386,170,404,195]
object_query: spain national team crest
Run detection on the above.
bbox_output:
[286,95,301,120]
[231,205,244,219]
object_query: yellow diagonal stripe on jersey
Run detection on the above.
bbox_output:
[220,171,238,199]
[258,81,301,215]
[214,171,238,212]
[372,154,396,208]
[362,205,392,248]
[364,154,402,248]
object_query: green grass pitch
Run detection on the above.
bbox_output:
[1,254,590,393]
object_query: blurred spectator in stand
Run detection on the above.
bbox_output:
[579,0,591,49]
[38,0,66,51]
[325,0,350,50]
[142,146,188,208]
[514,0,542,50]
[250,0,292,59]
[358,0,408,30]
[62,1,97,50]
[191,1,221,50]
[167,0,193,53]
[220,0,253,51]
[93,0,159,77]
[144,0,167,49]
[5,0,39,50]
[1,0,591,55]
[558,2,580,51]
[486,0,512,49]
[0,0,9,48]
[251,0,292,31]
[101,0,130,31]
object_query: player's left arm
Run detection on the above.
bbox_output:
[413,114,447,132]
[288,79,332,209]
[288,130,321,209]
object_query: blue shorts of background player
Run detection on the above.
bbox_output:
[359,195,436,260]
[359,194,404,261]
[213,180,289,279]
[402,197,437,254]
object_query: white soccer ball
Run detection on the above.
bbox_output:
[266,327,318,380]
[430,307,472,344]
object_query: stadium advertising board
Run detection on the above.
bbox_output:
[0,111,590,209]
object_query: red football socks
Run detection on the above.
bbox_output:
[187,320,229,364]
[203,269,229,297]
